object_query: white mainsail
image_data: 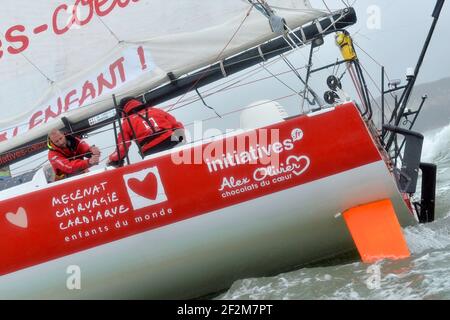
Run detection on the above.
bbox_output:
[0,0,325,154]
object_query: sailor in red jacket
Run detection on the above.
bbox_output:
[47,129,100,181]
[107,97,184,166]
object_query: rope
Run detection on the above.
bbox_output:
[357,62,394,114]
[0,59,306,162]
[167,5,254,112]
[5,4,357,175]
[0,32,54,83]
[95,15,121,43]
[10,92,299,176]
[322,0,332,13]
[261,65,302,96]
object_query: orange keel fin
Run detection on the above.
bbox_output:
[343,199,410,263]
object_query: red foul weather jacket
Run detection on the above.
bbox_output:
[109,99,184,162]
[48,136,92,180]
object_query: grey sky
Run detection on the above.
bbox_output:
[344,0,450,84]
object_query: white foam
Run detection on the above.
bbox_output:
[404,216,450,255]
[423,123,450,164]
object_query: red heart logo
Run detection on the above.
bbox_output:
[5,207,28,229]
[127,173,158,200]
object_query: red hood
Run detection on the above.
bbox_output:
[47,135,81,157]
[123,99,144,114]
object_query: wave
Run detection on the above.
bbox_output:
[217,215,450,300]
[423,123,450,165]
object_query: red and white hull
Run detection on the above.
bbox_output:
[0,102,416,299]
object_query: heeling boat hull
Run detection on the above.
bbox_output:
[0,103,416,299]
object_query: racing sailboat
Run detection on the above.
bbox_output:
[0,0,444,299]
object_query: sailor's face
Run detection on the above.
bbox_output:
[50,131,67,148]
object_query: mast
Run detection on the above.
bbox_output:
[384,0,445,152]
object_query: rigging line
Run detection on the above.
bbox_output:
[281,26,310,63]
[158,48,303,110]
[247,0,268,18]
[75,92,299,162]
[160,44,302,107]
[174,81,297,115]
[286,8,347,42]
[13,155,48,177]
[177,55,306,105]
[280,55,304,81]
[168,65,308,112]
[1,58,302,159]
[1,23,310,146]
[3,64,272,157]
[17,92,244,169]
[280,54,317,104]
[176,53,289,104]
[0,116,118,158]
[197,66,307,98]
[160,97,293,159]
[0,32,53,83]
[10,154,49,175]
[94,15,121,43]
[282,33,298,51]
[348,64,366,114]
[357,62,394,114]
[341,0,351,8]
[11,92,299,175]
[282,9,347,69]
[167,5,254,112]
[331,58,338,75]
[338,62,349,81]
[353,41,383,67]
[205,51,304,95]
[4,35,294,131]
[352,40,399,102]
[195,88,222,118]
[335,59,342,76]
[280,53,319,108]
[196,92,298,124]
[0,92,123,133]
[261,64,302,96]
[321,0,332,13]
[252,2,326,77]
[366,85,389,124]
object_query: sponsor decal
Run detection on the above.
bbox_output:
[123,167,167,210]
[0,141,47,167]
[5,207,28,229]
[215,129,311,198]
[0,45,153,143]
[0,105,381,276]
[0,0,140,60]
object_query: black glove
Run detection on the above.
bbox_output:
[108,159,124,168]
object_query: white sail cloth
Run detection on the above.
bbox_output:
[0,0,324,152]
